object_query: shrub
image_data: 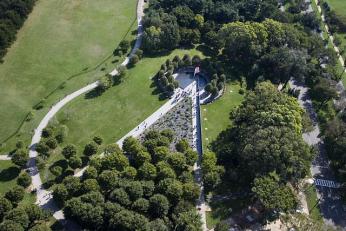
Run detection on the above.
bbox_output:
[15,141,24,149]
[129,54,140,66]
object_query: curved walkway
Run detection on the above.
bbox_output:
[0,155,11,160]
[26,0,145,228]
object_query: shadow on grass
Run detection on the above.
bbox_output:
[85,88,102,99]
[196,45,217,57]
[0,166,20,181]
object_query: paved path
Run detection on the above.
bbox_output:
[0,155,11,160]
[26,0,146,229]
[290,79,346,229]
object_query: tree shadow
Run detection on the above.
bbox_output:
[0,166,20,181]
[84,88,102,99]
[196,44,217,57]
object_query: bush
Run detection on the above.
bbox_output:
[239,88,245,95]
[35,142,49,156]
[68,156,82,169]
[17,172,32,188]
[26,111,34,122]
[50,166,63,177]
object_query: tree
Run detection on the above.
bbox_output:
[0,197,12,220]
[182,182,200,201]
[174,210,202,231]
[5,186,24,206]
[185,149,198,166]
[4,208,29,229]
[129,54,140,66]
[215,221,230,231]
[35,142,49,156]
[0,220,23,231]
[167,152,187,174]
[17,172,31,188]
[98,170,119,191]
[83,166,98,180]
[252,173,297,212]
[109,188,131,206]
[93,136,103,145]
[11,149,28,168]
[50,166,62,177]
[149,194,169,218]
[125,181,143,201]
[81,179,100,194]
[24,204,47,224]
[175,139,189,153]
[148,219,169,231]
[68,156,82,169]
[158,178,183,201]
[138,162,157,180]
[310,78,338,109]
[52,184,68,206]
[62,144,77,159]
[119,40,130,53]
[83,141,98,156]
[132,198,149,214]
[98,75,112,92]
[45,138,57,149]
[157,161,176,180]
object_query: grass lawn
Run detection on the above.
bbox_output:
[0,0,138,153]
[39,48,204,184]
[201,82,244,150]
[304,184,323,222]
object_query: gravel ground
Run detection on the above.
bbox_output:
[139,97,193,151]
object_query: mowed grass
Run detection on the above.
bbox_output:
[39,49,203,184]
[201,82,244,150]
[0,0,138,151]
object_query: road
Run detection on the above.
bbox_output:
[290,79,346,229]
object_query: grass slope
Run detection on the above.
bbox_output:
[0,0,138,150]
[201,82,244,150]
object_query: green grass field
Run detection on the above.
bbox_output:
[201,82,244,150]
[39,48,204,184]
[0,0,138,153]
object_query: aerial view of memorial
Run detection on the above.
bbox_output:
[0,0,345,230]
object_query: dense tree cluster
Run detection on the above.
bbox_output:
[142,0,287,54]
[52,130,206,230]
[212,82,313,212]
[0,186,50,231]
[324,117,346,196]
[0,0,36,61]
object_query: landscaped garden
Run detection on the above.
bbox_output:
[0,0,138,153]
